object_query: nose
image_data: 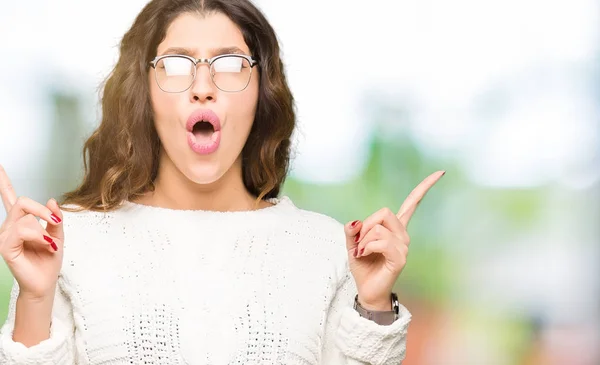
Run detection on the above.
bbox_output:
[189,62,216,103]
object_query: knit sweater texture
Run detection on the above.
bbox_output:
[0,196,410,364]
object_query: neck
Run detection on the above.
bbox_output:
[134,152,267,212]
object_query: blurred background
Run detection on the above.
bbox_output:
[1,0,599,364]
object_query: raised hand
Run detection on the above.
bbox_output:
[344,171,445,310]
[0,165,64,300]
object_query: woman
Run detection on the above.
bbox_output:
[0,0,443,363]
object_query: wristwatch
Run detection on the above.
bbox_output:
[353,293,399,326]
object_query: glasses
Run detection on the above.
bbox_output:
[149,54,258,93]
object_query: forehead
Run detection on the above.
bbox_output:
[157,12,250,56]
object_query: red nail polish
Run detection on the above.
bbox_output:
[44,235,57,251]
[354,233,360,243]
[350,220,359,228]
[353,247,358,257]
[359,248,365,256]
[50,214,61,224]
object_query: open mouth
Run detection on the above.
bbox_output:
[186,109,222,155]
[192,120,215,138]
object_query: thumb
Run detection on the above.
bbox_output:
[344,219,362,255]
[45,198,64,242]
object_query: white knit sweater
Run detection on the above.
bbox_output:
[0,196,410,365]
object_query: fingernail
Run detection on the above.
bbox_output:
[354,232,360,243]
[350,220,359,228]
[50,214,61,224]
[353,247,358,257]
[359,248,365,256]
[44,236,58,251]
[441,171,446,176]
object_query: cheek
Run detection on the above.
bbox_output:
[230,76,259,124]
[227,98,257,139]
[149,73,167,115]
[148,73,179,130]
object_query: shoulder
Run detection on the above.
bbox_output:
[59,204,124,231]
[275,196,345,238]
[274,196,349,268]
[57,203,131,255]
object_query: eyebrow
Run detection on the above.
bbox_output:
[159,46,247,57]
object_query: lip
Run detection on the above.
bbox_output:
[186,109,221,132]
[186,109,222,155]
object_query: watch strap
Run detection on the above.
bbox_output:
[353,293,400,326]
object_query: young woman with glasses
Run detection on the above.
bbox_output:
[0,0,443,363]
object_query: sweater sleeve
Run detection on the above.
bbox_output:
[321,267,412,365]
[0,279,76,364]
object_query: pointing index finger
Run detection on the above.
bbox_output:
[396,170,445,226]
[0,164,17,214]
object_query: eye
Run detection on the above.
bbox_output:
[212,56,248,73]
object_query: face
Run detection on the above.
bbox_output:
[149,12,259,185]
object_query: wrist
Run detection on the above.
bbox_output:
[16,292,54,320]
[356,295,393,311]
[354,293,400,326]
[14,294,54,347]
[17,292,55,304]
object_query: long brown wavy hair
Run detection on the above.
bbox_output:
[62,0,295,212]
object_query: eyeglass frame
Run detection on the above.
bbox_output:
[148,53,259,93]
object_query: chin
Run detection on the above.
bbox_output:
[184,161,227,185]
